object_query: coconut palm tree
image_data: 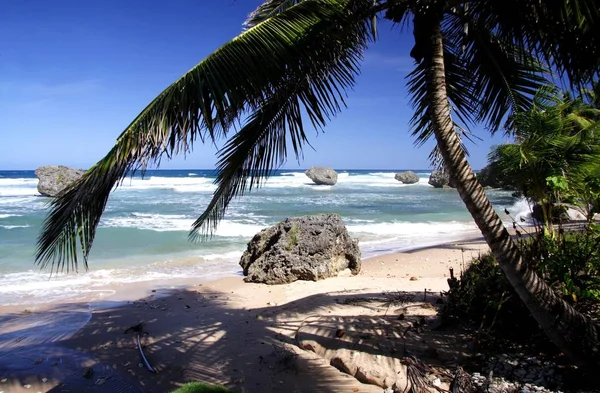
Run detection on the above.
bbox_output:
[36,0,600,366]
[490,90,600,226]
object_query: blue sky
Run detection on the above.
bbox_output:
[0,0,511,170]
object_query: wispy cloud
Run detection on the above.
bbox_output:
[362,52,415,73]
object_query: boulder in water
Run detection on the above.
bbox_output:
[35,165,85,197]
[305,166,338,185]
[428,170,455,188]
[394,171,419,184]
[240,213,361,284]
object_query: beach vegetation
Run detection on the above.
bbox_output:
[443,226,600,349]
[287,225,298,251]
[35,0,600,367]
[487,86,600,230]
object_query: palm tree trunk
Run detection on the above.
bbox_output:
[421,19,600,367]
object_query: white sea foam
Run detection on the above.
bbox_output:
[101,212,266,237]
[116,176,217,193]
[0,178,38,187]
[0,269,161,306]
[0,187,39,196]
[337,173,430,188]
[109,171,431,193]
[257,171,431,189]
[348,220,476,237]
[0,198,46,217]
[101,213,192,231]
[0,214,21,219]
[503,198,534,224]
[202,250,244,261]
[0,257,239,306]
[0,224,30,229]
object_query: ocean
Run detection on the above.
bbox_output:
[0,169,528,306]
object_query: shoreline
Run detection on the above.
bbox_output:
[0,236,491,393]
[0,226,489,309]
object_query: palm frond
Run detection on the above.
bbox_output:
[491,93,600,200]
[471,0,600,87]
[244,0,307,29]
[192,5,371,238]
[406,37,474,164]
[444,10,548,133]
[36,0,374,272]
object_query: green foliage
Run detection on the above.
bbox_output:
[488,88,600,228]
[526,227,600,303]
[170,382,234,393]
[546,175,568,193]
[286,225,298,251]
[443,229,600,345]
[443,253,541,344]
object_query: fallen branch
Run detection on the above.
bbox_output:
[136,333,156,373]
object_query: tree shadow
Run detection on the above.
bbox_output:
[0,287,475,393]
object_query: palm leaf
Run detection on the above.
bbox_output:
[35,0,374,272]
[244,0,307,29]
[444,10,548,133]
[245,0,378,38]
[470,0,600,86]
[193,6,371,238]
[406,35,475,165]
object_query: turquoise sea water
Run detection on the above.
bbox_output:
[0,169,528,306]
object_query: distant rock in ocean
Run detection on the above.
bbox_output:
[428,169,456,189]
[240,213,361,284]
[35,165,85,197]
[305,166,338,185]
[394,171,419,184]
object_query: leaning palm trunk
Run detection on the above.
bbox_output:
[423,20,599,367]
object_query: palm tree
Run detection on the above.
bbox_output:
[36,0,600,366]
[490,90,600,227]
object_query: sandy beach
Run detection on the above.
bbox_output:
[0,237,490,393]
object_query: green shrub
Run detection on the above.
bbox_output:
[171,382,234,393]
[525,225,600,303]
[442,252,542,346]
[442,227,600,348]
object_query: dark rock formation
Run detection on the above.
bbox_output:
[476,164,516,190]
[240,213,361,284]
[305,166,338,185]
[531,203,585,223]
[35,165,85,197]
[476,165,500,188]
[428,170,455,188]
[394,171,420,184]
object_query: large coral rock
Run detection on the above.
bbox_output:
[240,214,360,284]
[305,166,338,185]
[394,171,420,184]
[428,170,455,188]
[35,165,85,197]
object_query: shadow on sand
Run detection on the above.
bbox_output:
[0,287,474,393]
